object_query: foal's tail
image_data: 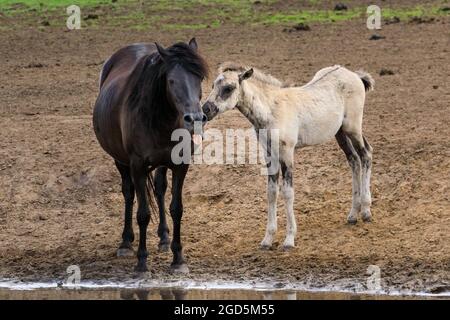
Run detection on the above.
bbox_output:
[355,70,375,92]
[146,169,158,223]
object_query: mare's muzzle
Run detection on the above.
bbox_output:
[183,112,207,133]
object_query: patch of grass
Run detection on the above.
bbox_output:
[383,5,450,20]
[259,8,362,24]
[0,1,448,31]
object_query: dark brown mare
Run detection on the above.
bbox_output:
[93,38,208,272]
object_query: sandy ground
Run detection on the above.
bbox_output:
[0,9,449,294]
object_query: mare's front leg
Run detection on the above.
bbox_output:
[130,159,151,272]
[115,161,135,257]
[280,148,297,249]
[169,164,189,273]
[154,167,170,252]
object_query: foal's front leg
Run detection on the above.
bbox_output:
[130,159,151,272]
[169,164,189,273]
[260,169,279,249]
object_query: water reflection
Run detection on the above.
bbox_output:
[0,288,436,300]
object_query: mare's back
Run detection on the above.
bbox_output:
[100,43,157,90]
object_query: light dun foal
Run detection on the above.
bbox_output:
[202,62,374,250]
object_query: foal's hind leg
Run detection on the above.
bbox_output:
[154,167,170,252]
[335,129,362,224]
[348,134,373,222]
[115,161,135,257]
[280,147,297,249]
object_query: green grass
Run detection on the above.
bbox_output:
[259,9,362,24]
[0,0,448,30]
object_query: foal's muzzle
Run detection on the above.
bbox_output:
[202,101,218,120]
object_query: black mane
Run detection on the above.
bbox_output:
[127,42,209,130]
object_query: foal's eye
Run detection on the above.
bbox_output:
[222,85,235,96]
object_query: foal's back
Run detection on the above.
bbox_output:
[274,66,368,147]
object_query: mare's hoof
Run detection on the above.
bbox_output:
[170,263,189,274]
[158,243,170,252]
[117,248,134,258]
[134,262,149,273]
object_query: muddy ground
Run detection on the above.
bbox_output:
[0,4,449,294]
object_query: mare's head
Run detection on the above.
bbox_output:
[130,38,208,135]
[155,38,209,133]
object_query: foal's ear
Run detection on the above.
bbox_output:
[188,37,198,51]
[239,68,254,83]
[155,42,168,60]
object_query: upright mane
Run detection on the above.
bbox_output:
[219,61,287,87]
[127,42,209,129]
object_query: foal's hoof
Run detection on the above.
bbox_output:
[260,244,272,250]
[117,248,134,258]
[158,242,170,253]
[347,216,358,225]
[282,244,295,251]
[170,263,189,274]
[361,210,372,222]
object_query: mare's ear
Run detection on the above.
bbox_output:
[238,68,254,83]
[188,37,198,51]
[155,42,168,60]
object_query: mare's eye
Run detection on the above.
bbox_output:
[169,79,175,85]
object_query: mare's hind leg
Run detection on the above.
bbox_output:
[335,129,362,224]
[130,159,151,272]
[154,167,170,252]
[348,134,373,222]
[115,161,135,257]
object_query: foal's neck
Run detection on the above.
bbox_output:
[236,81,274,129]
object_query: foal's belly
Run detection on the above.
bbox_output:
[297,109,344,147]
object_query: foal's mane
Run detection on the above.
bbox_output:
[219,61,287,88]
[127,42,209,129]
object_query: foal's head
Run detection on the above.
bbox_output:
[155,38,209,133]
[202,63,254,120]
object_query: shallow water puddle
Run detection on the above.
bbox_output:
[0,280,448,300]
